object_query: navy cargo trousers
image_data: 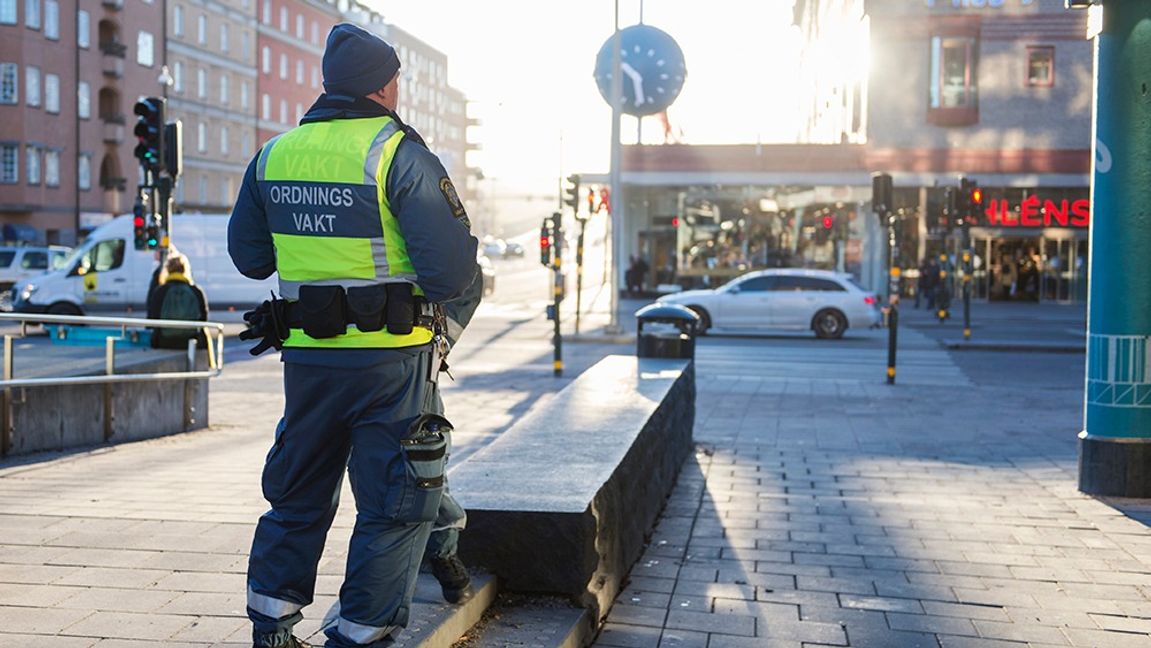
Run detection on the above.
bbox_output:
[246,349,463,647]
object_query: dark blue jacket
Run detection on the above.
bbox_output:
[228,94,480,365]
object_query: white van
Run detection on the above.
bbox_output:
[12,214,277,315]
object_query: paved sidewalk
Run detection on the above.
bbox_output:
[595,324,1151,648]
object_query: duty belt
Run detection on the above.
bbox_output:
[282,299,436,330]
[286,283,435,339]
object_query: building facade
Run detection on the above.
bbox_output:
[0,0,165,244]
[617,0,1093,304]
[254,0,338,147]
[166,0,258,213]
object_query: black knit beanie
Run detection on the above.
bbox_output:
[322,23,401,97]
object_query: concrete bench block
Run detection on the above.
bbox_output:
[453,355,694,621]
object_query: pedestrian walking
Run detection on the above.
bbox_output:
[228,23,480,648]
[918,256,940,310]
[146,254,208,350]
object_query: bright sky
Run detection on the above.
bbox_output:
[373,0,802,195]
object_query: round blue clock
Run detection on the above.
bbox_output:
[594,24,687,117]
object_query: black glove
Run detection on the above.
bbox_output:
[240,296,289,356]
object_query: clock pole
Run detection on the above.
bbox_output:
[607,0,624,334]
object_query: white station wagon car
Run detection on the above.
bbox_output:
[657,269,881,339]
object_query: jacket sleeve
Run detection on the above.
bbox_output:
[386,139,479,303]
[441,269,483,348]
[227,155,276,280]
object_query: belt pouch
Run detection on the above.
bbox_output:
[345,284,387,332]
[385,283,415,335]
[297,285,347,339]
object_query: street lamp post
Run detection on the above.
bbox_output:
[607,0,624,334]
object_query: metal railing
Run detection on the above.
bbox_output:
[0,313,226,456]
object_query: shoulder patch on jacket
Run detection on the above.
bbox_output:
[439,177,471,228]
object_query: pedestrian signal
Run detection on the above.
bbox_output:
[539,222,552,267]
[132,201,148,250]
[133,97,166,172]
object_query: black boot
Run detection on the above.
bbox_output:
[430,555,475,604]
[253,628,311,648]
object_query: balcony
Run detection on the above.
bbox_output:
[102,55,124,78]
[99,42,127,58]
[101,0,123,10]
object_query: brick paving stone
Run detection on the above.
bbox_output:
[1089,615,1151,634]
[1061,628,1151,647]
[607,605,669,628]
[701,637,802,648]
[0,605,94,634]
[664,610,755,637]
[920,600,1011,622]
[886,612,979,636]
[625,576,679,595]
[657,629,708,648]
[595,622,662,648]
[712,599,799,624]
[168,616,248,642]
[972,619,1072,645]
[936,635,1029,648]
[838,594,924,614]
[54,587,180,613]
[1003,606,1098,629]
[59,610,195,640]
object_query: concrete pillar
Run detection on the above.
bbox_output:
[1078,0,1151,497]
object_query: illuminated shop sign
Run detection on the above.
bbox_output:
[982,197,1090,228]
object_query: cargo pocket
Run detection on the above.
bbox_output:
[345,284,387,332]
[396,414,450,523]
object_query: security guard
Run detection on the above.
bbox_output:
[228,23,480,648]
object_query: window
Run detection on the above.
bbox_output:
[197,67,206,98]
[221,177,232,205]
[2,63,18,104]
[279,99,286,124]
[219,73,228,104]
[311,65,318,89]
[173,4,183,37]
[220,125,229,155]
[261,93,269,120]
[220,23,229,52]
[0,145,16,183]
[0,251,13,267]
[295,14,302,38]
[295,60,303,85]
[44,73,58,113]
[197,14,206,44]
[42,0,56,38]
[733,276,776,292]
[294,102,302,121]
[310,21,317,44]
[279,53,287,80]
[25,145,38,184]
[78,153,90,190]
[1027,46,1054,87]
[261,46,270,74]
[25,66,40,107]
[77,9,88,47]
[74,239,125,275]
[240,80,249,109]
[44,149,58,186]
[173,61,183,92]
[25,0,40,30]
[197,121,206,152]
[137,31,155,67]
[242,30,251,57]
[0,0,14,24]
[77,80,90,119]
[928,33,978,126]
[279,6,286,32]
[261,0,270,25]
[22,251,48,270]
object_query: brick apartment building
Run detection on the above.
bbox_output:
[0,0,165,244]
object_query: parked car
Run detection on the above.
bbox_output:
[0,245,71,289]
[477,252,496,296]
[503,241,525,258]
[656,268,881,339]
[481,237,506,259]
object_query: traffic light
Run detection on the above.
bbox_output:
[872,172,893,213]
[539,220,552,267]
[968,183,983,226]
[133,97,166,172]
[132,200,148,250]
[564,174,581,214]
[942,186,957,232]
[959,177,981,227]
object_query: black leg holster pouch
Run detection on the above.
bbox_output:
[346,284,387,332]
[297,285,347,339]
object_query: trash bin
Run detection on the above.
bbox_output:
[635,303,700,360]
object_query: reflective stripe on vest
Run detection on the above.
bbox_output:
[257,116,432,349]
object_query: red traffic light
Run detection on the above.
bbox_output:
[971,187,983,205]
[821,215,834,229]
